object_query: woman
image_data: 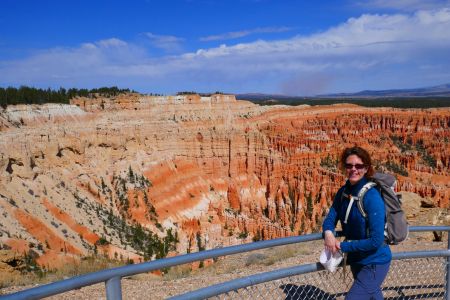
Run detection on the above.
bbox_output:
[322,146,391,300]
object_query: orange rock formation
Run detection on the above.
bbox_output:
[0,94,448,268]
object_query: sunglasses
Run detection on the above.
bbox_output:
[345,163,366,170]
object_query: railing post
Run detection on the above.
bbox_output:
[105,276,122,300]
[446,231,450,300]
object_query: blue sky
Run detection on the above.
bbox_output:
[1,0,450,95]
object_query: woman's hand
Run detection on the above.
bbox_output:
[324,230,338,254]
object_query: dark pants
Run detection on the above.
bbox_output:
[345,262,390,300]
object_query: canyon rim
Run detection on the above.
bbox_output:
[0,93,449,272]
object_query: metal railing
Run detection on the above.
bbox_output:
[173,251,449,299]
[1,226,449,300]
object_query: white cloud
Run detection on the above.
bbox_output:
[199,26,292,42]
[360,0,450,11]
[1,8,450,94]
[359,0,450,11]
[96,38,128,48]
[0,37,149,87]
[144,32,185,52]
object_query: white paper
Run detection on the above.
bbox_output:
[319,248,343,273]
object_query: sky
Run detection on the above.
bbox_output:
[1,0,450,96]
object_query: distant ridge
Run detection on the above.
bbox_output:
[320,83,450,98]
[237,83,450,100]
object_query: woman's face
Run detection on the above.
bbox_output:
[345,154,368,185]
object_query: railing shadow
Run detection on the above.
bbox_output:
[279,284,445,300]
[280,284,336,300]
[383,284,445,299]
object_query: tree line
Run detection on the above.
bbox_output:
[242,96,450,108]
[176,91,225,96]
[0,86,133,108]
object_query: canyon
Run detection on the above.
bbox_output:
[0,93,449,271]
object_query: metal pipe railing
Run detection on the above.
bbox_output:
[171,262,323,300]
[170,249,450,300]
[1,226,449,300]
[0,233,322,300]
[105,277,122,300]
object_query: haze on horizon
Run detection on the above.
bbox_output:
[1,0,450,96]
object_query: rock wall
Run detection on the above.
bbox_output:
[0,94,448,268]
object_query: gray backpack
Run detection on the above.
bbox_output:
[342,173,408,245]
[344,172,409,245]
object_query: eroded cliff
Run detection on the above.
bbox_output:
[0,94,449,269]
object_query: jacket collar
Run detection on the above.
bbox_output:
[344,176,369,196]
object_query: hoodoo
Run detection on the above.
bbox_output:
[0,93,448,269]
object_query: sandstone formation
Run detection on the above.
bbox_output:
[0,93,449,270]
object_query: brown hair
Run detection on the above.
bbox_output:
[340,146,375,177]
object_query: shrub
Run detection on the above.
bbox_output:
[96,237,109,246]
[383,161,409,176]
[238,231,248,239]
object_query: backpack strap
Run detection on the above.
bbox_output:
[342,181,375,224]
[356,182,377,218]
[341,191,364,224]
[343,194,355,224]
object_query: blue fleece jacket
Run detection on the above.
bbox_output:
[322,177,392,265]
